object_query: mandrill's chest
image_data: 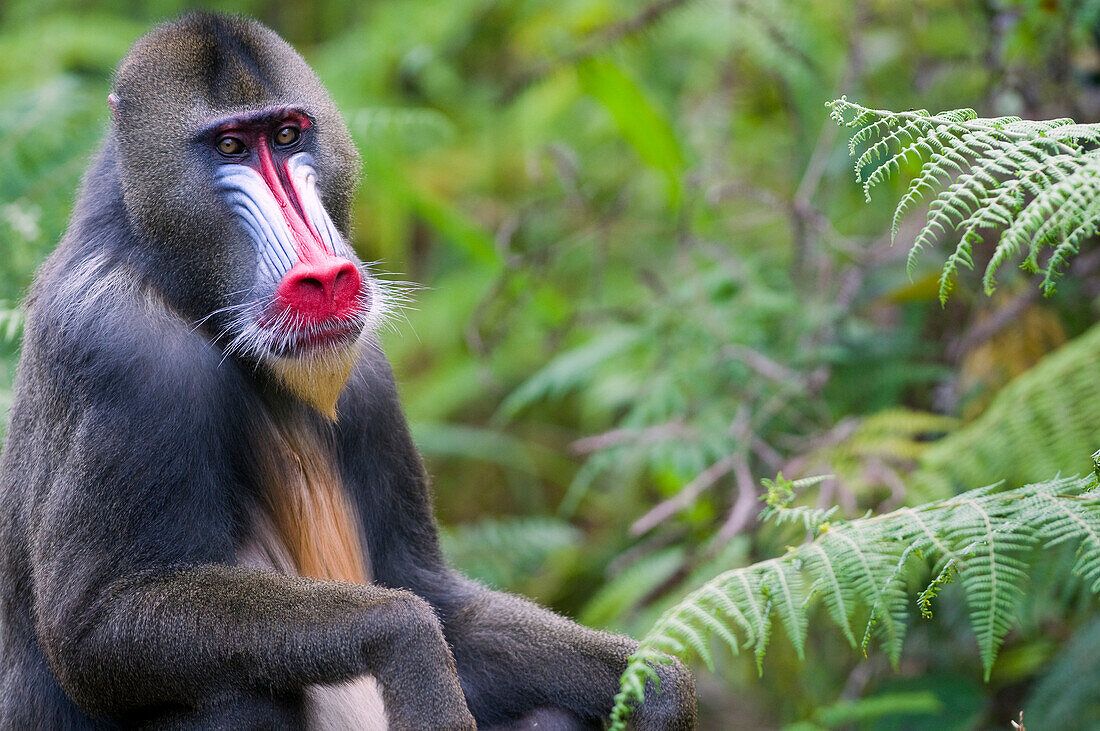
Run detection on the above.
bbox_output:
[235,413,388,730]
[240,391,369,582]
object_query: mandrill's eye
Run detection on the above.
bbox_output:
[217,136,246,156]
[274,126,300,147]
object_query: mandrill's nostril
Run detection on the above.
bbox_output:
[299,277,324,296]
[331,262,360,302]
[276,258,363,322]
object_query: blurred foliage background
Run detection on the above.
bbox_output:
[4,0,1100,727]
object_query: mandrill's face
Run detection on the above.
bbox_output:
[109,17,394,415]
[205,105,371,360]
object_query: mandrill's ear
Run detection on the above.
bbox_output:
[108,93,120,122]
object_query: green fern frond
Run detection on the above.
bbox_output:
[1028,478,1100,592]
[760,473,835,530]
[730,568,771,669]
[916,561,957,619]
[761,558,807,660]
[803,543,858,647]
[819,529,908,665]
[828,97,1100,301]
[610,472,1100,727]
[946,494,1035,678]
[765,504,840,533]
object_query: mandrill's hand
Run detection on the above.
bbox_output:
[365,592,477,730]
[629,657,697,730]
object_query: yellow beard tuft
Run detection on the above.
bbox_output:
[269,345,358,420]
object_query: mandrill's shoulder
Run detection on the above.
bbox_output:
[20,252,233,418]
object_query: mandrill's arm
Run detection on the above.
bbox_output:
[26,298,473,729]
[430,576,697,729]
[339,348,697,729]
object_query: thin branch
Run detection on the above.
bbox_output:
[569,419,694,455]
[949,288,1038,360]
[631,454,739,535]
[721,343,802,384]
[751,435,784,471]
[717,455,760,540]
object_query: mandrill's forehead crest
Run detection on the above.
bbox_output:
[115,13,321,122]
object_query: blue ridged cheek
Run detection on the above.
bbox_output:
[214,154,354,284]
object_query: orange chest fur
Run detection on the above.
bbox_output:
[250,413,369,584]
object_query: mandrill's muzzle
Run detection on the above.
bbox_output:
[216,151,367,326]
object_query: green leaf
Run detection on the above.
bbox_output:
[577,58,685,205]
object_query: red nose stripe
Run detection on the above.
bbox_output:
[255,140,362,322]
[255,139,327,262]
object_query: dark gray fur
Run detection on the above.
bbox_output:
[0,13,696,730]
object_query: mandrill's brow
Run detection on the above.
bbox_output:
[192,106,315,141]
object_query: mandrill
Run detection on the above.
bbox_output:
[0,12,696,730]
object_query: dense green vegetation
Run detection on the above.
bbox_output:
[5,1,1100,727]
